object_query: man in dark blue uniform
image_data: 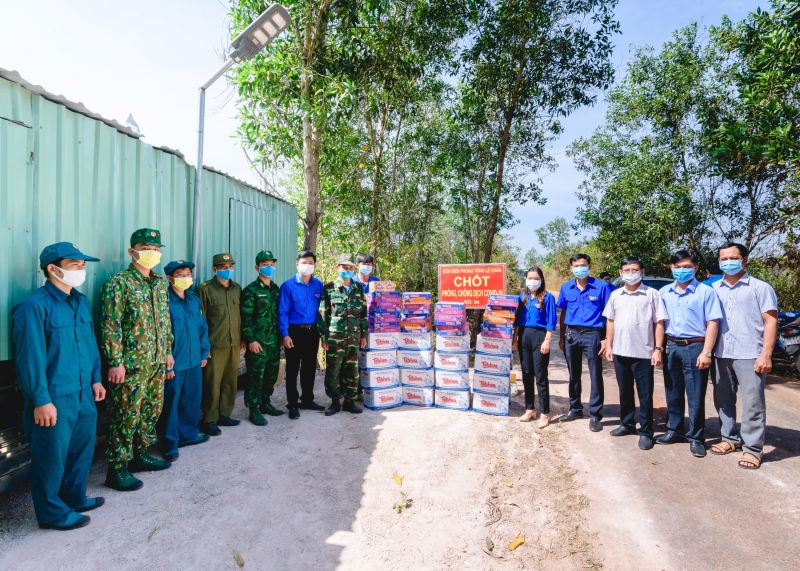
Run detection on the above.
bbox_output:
[556,253,612,431]
[12,242,106,531]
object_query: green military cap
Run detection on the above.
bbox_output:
[336,253,356,267]
[255,250,277,264]
[213,252,235,265]
[130,228,165,247]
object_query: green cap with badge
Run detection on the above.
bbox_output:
[255,250,277,264]
[212,252,235,266]
[130,228,165,247]
[336,253,356,267]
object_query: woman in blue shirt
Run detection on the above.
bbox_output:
[513,267,557,428]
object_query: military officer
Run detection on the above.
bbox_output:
[12,243,106,530]
[101,228,174,492]
[320,254,368,416]
[241,250,284,426]
[159,260,212,461]
[197,253,244,435]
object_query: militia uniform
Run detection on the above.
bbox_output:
[320,254,368,413]
[241,250,283,426]
[12,243,103,530]
[101,228,174,490]
[197,253,243,432]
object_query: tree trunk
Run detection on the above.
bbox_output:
[302,114,322,252]
[483,110,513,262]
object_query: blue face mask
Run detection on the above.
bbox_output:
[216,268,234,280]
[672,268,695,282]
[359,265,373,276]
[339,269,353,280]
[719,260,743,275]
[572,266,590,279]
[259,265,275,278]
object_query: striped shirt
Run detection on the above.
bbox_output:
[713,273,778,359]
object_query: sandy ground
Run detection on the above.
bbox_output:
[1,333,799,570]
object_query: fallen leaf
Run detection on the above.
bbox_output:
[233,550,244,566]
[376,533,386,539]
[513,438,521,447]
[503,481,513,488]
[489,453,505,462]
[651,462,661,465]
[485,537,494,551]
[147,526,159,542]
[348,445,360,449]
[466,466,471,470]
[482,547,503,559]
[393,473,403,486]
[504,500,519,507]
[508,533,525,551]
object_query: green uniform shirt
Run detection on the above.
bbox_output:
[101,264,174,369]
[319,278,368,344]
[241,278,280,345]
[197,277,242,348]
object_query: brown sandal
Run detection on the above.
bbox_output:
[738,452,761,470]
[710,441,739,455]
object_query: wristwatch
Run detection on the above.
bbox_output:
[703,351,712,358]
[654,346,664,352]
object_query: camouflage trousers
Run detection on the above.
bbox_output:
[244,342,280,409]
[106,364,165,468]
[324,341,359,403]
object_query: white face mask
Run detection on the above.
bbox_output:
[298,263,315,276]
[52,267,87,288]
[621,272,642,285]
[526,279,541,290]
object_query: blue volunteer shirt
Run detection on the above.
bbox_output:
[660,279,723,339]
[515,291,557,330]
[11,281,101,406]
[556,277,612,329]
[278,274,325,337]
[705,274,722,285]
[354,274,380,294]
[168,287,211,371]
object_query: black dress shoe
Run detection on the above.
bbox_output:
[638,435,654,450]
[655,431,686,445]
[217,417,241,427]
[178,434,210,447]
[288,408,300,420]
[342,401,363,414]
[325,400,341,416]
[610,426,636,437]
[163,451,179,462]
[201,423,221,436]
[74,497,105,513]
[690,441,707,457]
[558,410,584,423]
[589,417,602,432]
[299,401,325,411]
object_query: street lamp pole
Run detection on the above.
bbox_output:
[191,4,291,274]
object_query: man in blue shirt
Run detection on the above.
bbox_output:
[11,242,106,531]
[353,253,381,294]
[556,253,612,431]
[704,260,722,285]
[279,250,325,419]
[658,250,722,457]
[159,260,211,461]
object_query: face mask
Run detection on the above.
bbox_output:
[339,269,353,280]
[672,268,695,282]
[134,249,162,269]
[526,279,541,290]
[259,265,276,278]
[719,260,743,275]
[215,268,234,281]
[171,277,193,291]
[52,267,87,288]
[359,265,373,276]
[572,266,590,279]
[298,263,314,276]
[621,272,642,285]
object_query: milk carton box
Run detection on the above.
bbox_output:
[435,370,470,391]
[400,368,435,388]
[402,386,435,407]
[472,371,510,396]
[366,332,399,351]
[364,386,403,410]
[486,294,519,308]
[472,392,509,416]
[402,292,432,304]
[474,353,512,376]
[360,368,400,389]
[434,388,471,411]
[435,334,471,354]
[434,352,469,372]
[475,334,512,357]
[397,332,433,351]
[358,350,397,370]
[397,349,434,369]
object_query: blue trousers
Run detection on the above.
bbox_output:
[663,341,708,443]
[613,355,654,436]
[564,329,604,419]
[159,366,202,454]
[22,384,97,525]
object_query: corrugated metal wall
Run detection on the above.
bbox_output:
[0,76,298,361]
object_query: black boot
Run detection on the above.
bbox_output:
[342,401,363,414]
[325,399,341,416]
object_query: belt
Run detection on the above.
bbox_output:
[568,326,602,333]
[290,324,315,329]
[668,336,705,346]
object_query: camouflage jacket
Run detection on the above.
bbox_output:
[319,278,368,346]
[197,277,242,348]
[101,264,173,370]
[241,278,280,345]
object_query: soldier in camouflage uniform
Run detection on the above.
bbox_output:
[241,250,283,426]
[101,228,174,492]
[320,254,368,416]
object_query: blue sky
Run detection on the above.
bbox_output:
[0,0,767,260]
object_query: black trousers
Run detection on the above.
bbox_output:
[519,328,550,413]
[613,355,654,436]
[663,341,708,443]
[285,324,320,408]
[564,329,604,419]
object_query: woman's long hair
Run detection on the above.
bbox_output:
[521,267,546,311]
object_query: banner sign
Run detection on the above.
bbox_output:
[437,264,507,309]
